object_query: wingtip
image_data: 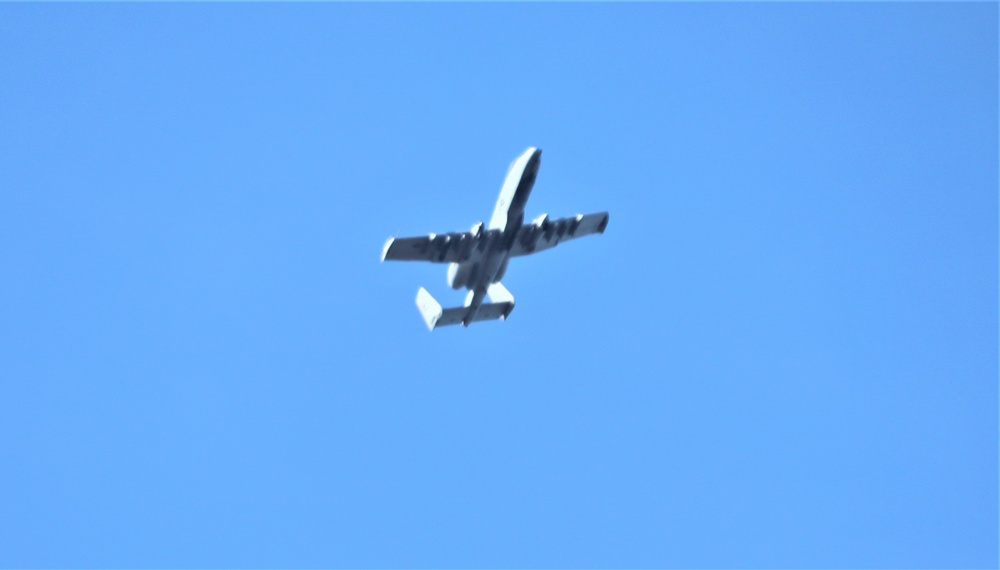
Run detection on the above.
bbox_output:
[380,237,395,262]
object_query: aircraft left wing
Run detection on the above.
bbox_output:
[381,230,498,264]
[509,212,609,257]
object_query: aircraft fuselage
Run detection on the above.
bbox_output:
[448,147,541,322]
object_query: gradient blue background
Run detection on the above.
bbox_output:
[1,3,997,568]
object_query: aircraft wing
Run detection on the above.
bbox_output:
[381,229,500,263]
[509,211,609,257]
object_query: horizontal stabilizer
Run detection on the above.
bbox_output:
[415,287,514,331]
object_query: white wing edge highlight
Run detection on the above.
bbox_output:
[380,238,395,262]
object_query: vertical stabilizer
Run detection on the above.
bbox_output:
[487,282,515,306]
[416,287,444,331]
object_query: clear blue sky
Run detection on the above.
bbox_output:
[1,3,996,568]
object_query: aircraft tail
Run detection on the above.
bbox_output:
[416,287,514,331]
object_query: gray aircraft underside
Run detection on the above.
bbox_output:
[381,147,609,330]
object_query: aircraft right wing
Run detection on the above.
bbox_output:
[381,229,501,264]
[509,212,609,257]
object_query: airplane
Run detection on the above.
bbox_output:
[380,147,609,330]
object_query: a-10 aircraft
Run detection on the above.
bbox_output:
[381,147,609,330]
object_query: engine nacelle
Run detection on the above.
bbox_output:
[447,262,477,290]
[471,221,485,237]
[532,213,550,229]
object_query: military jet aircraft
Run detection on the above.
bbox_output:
[381,147,609,330]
